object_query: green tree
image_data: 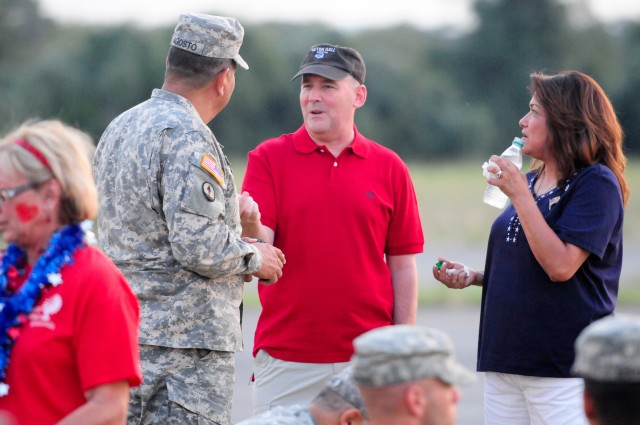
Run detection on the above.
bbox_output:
[431,0,576,154]
[0,1,638,159]
[0,0,54,131]
[0,0,52,65]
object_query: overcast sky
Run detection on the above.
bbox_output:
[38,0,640,31]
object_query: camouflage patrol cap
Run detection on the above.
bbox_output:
[171,13,249,70]
[572,314,640,383]
[318,366,368,415]
[351,325,476,387]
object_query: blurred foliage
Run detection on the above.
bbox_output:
[1,0,639,158]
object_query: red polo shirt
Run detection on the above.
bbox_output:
[243,125,424,362]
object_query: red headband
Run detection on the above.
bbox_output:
[14,139,52,171]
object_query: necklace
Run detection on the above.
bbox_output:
[0,223,85,396]
[534,170,557,196]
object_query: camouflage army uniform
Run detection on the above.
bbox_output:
[93,88,262,424]
[235,405,315,425]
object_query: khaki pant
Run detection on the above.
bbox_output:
[251,349,349,414]
[128,345,235,425]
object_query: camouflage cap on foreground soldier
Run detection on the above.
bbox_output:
[351,324,476,388]
[573,314,640,382]
[573,314,640,425]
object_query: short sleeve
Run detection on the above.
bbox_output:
[74,251,142,390]
[385,159,424,256]
[555,166,624,259]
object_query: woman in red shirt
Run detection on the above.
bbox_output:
[0,120,141,424]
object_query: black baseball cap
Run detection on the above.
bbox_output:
[291,44,366,84]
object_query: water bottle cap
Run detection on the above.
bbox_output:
[513,137,523,148]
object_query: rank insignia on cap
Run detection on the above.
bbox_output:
[200,153,225,186]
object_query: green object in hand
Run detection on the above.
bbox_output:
[435,260,443,270]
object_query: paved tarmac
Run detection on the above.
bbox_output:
[232,299,640,424]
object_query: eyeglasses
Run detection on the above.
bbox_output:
[0,182,39,203]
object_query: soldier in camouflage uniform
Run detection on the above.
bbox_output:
[572,314,640,425]
[236,366,368,425]
[93,13,285,425]
[351,325,475,425]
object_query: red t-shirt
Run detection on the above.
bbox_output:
[242,125,424,362]
[0,245,141,425]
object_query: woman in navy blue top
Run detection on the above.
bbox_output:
[433,71,629,425]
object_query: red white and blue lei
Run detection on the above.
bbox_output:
[0,222,89,397]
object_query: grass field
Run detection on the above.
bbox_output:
[234,156,640,306]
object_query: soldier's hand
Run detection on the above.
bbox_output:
[253,242,285,285]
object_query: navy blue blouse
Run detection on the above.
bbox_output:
[477,164,624,377]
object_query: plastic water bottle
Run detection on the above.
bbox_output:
[482,137,524,209]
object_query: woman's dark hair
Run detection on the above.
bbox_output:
[529,71,629,206]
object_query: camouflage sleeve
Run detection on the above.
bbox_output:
[160,130,262,278]
[235,406,314,424]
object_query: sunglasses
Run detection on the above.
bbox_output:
[0,182,39,203]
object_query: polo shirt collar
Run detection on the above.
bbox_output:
[293,125,370,158]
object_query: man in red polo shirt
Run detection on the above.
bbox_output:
[242,43,424,413]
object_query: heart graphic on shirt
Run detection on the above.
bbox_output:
[16,203,39,222]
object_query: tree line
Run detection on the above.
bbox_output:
[1,0,638,160]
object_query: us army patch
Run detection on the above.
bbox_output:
[200,153,224,186]
[202,182,216,202]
